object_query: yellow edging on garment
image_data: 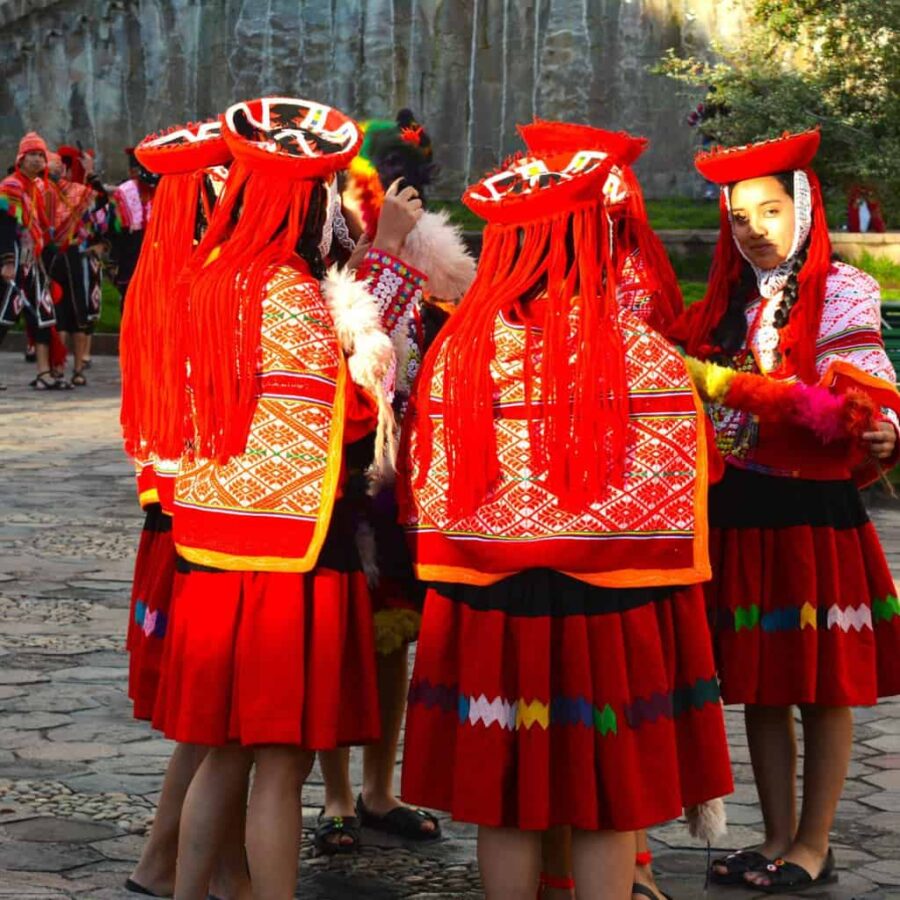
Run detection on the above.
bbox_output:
[176,360,348,574]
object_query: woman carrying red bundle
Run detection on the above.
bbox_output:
[672,129,900,893]
[399,145,733,898]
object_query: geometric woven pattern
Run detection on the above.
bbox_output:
[406,307,699,542]
[814,262,896,383]
[406,675,721,735]
[176,266,341,522]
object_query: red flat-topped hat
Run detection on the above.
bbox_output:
[463,149,616,225]
[695,128,821,184]
[518,119,648,168]
[222,97,361,179]
[136,119,231,175]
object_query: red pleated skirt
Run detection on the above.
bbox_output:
[708,466,900,706]
[154,565,381,748]
[401,571,733,831]
[126,506,177,721]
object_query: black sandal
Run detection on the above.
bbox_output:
[71,369,87,387]
[632,885,673,900]
[33,371,66,391]
[124,879,164,897]
[314,811,361,856]
[356,793,441,841]
[710,848,773,885]
[754,848,837,894]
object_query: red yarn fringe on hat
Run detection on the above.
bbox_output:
[678,169,831,384]
[120,169,217,458]
[179,160,315,462]
[618,167,684,332]
[412,183,629,518]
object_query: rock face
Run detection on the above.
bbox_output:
[0,0,749,196]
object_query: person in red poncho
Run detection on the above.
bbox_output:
[671,129,900,893]
[0,132,66,390]
[516,121,691,900]
[398,142,732,898]
[149,96,431,900]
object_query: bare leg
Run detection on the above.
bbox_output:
[129,742,206,895]
[713,703,795,878]
[478,825,542,900]
[746,705,852,887]
[35,343,51,380]
[318,747,356,848]
[571,829,634,900]
[632,830,665,900]
[209,788,253,900]
[245,745,314,900]
[360,643,436,834]
[540,826,574,898]
[73,331,88,375]
[174,745,252,900]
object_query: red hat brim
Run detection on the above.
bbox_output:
[136,120,232,175]
[518,120,648,168]
[463,150,615,225]
[223,97,361,179]
[695,128,821,184]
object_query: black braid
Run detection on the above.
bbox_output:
[295,182,327,281]
[771,239,808,330]
[711,262,757,361]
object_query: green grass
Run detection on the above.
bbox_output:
[855,252,900,290]
[100,281,122,331]
[646,199,720,231]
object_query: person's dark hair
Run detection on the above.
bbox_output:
[295,182,328,280]
[711,171,805,360]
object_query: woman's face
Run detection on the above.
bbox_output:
[728,175,796,269]
[20,151,46,179]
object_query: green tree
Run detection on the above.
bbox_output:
[656,0,900,224]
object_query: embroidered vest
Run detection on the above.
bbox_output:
[173,265,348,572]
[401,308,711,588]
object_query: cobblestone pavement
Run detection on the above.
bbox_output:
[1,350,899,899]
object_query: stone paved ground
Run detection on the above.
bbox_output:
[1,350,899,899]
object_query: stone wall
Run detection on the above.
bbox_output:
[0,0,750,196]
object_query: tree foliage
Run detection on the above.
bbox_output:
[655,0,900,222]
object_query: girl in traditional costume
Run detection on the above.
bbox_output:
[316,110,476,855]
[151,96,427,900]
[673,129,900,893]
[399,144,733,898]
[517,120,690,900]
[117,119,247,899]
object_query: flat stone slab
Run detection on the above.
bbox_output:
[0,838,103,872]
[16,742,120,762]
[1,816,120,842]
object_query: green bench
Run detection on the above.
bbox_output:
[882,301,900,377]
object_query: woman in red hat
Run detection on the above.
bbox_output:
[151,97,429,900]
[518,120,691,900]
[399,146,733,898]
[0,132,65,389]
[673,129,900,893]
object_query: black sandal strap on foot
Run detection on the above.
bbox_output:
[314,811,361,856]
[756,849,837,894]
[710,849,772,885]
[71,370,87,386]
[124,879,164,897]
[632,884,673,900]
[356,793,441,840]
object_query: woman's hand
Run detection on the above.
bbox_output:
[862,420,898,460]
[371,179,423,257]
[1,262,15,283]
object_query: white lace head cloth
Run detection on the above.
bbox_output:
[724,169,813,299]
